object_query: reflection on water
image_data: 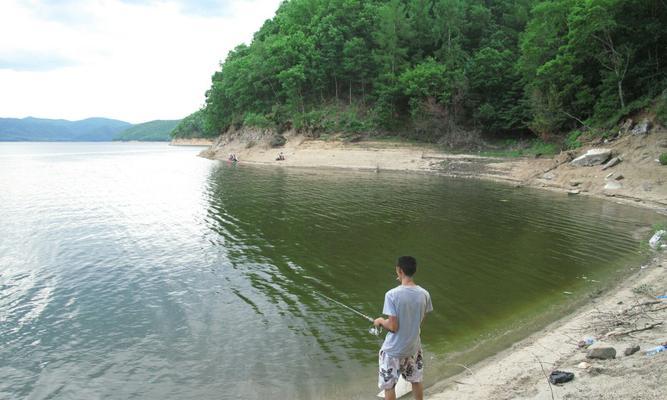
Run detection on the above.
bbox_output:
[0,142,657,399]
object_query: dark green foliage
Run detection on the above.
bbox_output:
[0,117,131,141]
[200,0,667,142]
[114,120,180,142]
[660,153,667,166]
[170,110,216,139]
[564,130,583,149]
[656,91,667,127]
[243,113,273,129]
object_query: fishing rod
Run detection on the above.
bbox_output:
[315,291,383,336]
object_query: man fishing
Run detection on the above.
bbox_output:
[374,256,433,400]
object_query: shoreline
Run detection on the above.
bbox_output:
[198,129,667,398]
[170,138,214,146]
[426,254,666,400]
[200,129,667,213]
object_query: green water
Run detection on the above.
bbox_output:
[0,143,657,399]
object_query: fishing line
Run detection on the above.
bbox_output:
[314,291,383,336]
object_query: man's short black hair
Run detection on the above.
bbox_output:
[397,256,417,277]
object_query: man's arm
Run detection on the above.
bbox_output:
[374,316,398,333]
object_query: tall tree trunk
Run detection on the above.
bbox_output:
[617,79,625,109]
[349,81,352,105]
[334,76,339,101]
[361,80,365,105]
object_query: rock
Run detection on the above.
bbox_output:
[619,118,634,134]
[649,230,666,250]
[614,174,624,181]
[542,172,556,180]
[556,151,576,164]
[624,345,640,356]
[570,180,583,187]
[577,361,591,369]
[570,149,612,167]
[587,347,616,360]
[631,118,651,135]
[568,189,580,195]
[601,157,621,171]
[604,181,622,190]
[605,172,615,180]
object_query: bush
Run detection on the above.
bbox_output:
[243,112,272,129]
[659,153,667,165]
[564,130,583,149]
[270,134,286,148]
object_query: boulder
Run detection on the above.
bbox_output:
[587,347,616,360]
[601,157,621,171]
[614,174,624,181]
[542,172,556,180]
[624,345,640,356]
[631,119,651,135]
[649,230,666,250]
[570,149,612,167]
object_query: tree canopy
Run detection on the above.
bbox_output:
[190,0,667,142]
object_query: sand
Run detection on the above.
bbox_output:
[170,138,215,146]
[199,126,667,399]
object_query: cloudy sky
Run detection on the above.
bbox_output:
[0,0,282,123]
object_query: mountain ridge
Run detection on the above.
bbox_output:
[0,116,132,141]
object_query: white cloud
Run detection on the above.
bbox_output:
[0,0,282,123]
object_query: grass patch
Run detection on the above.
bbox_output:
[632,283,655,297]
[479,139,557,158]
[565,130,583,149]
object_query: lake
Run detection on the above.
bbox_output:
[0,142,656,399]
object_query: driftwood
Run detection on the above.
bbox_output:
[605,322,663,338]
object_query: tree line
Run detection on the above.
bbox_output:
[173,0,667,143]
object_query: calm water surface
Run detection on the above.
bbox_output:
[0,142,657,399]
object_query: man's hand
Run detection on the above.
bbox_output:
[374,316,398,333]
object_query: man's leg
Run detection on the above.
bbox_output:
[384,387,396,400]
[411,382,423,400]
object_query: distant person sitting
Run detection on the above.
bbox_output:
[228,153,238,162]
[276,152,285,161]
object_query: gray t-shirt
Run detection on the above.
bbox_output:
[380,285,433,358]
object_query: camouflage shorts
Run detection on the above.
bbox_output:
[377,348,424,390]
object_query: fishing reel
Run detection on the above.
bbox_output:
[369,324,383,336]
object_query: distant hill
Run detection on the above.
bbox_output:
[113,120,180,142]
[0,117,132,141]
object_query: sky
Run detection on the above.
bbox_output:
[0,0,282,123]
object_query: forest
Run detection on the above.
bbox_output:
[174,0,667,146]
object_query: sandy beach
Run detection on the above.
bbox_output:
[199,126,667,399]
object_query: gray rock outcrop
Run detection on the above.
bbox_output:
[570,149,612,167]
